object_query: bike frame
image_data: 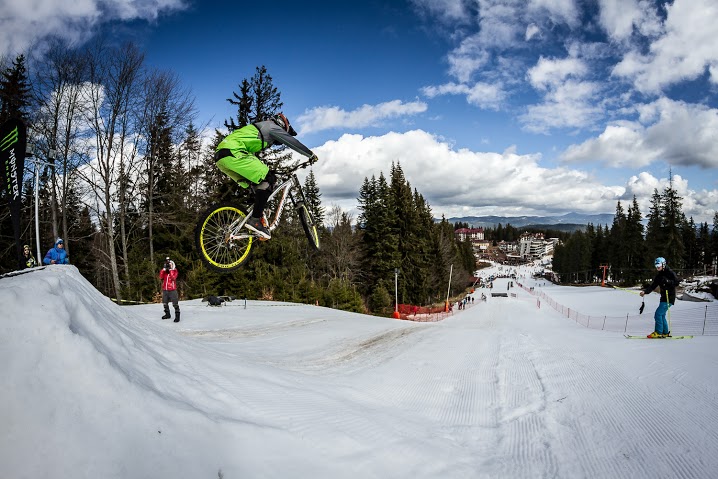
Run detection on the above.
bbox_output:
[227,172,307,242]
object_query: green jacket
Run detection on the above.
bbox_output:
[220,119,313,157]
[216,120,314,184]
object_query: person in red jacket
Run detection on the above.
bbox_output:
[159,257,180,322]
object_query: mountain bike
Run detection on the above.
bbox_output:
[195,160,321,272]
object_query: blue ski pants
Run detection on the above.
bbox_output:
[654,302,669,334]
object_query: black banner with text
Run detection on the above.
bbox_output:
[0,118,27,270]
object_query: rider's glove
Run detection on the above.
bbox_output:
[308,153,318,164]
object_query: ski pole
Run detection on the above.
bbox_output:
[666,290,672,333]
[608,284,645,313]
[608,284,642,295]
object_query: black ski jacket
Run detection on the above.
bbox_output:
[643,267,679,304]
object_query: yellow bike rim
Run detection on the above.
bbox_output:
[200,206,252,269]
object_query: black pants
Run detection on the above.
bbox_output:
[162,289,180,313]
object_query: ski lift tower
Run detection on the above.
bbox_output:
[599,263,609,287]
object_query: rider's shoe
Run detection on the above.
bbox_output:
[245,217,271,240]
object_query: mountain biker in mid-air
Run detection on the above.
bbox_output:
[214,112,318,240]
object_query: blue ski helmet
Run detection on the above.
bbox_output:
[654,257,666,268]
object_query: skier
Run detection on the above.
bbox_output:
[214,112,318,240]
[640,257,678,338]
[159,257,180,323]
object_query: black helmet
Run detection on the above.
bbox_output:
[272,113,297,136]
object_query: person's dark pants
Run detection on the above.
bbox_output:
[162,289,180,318]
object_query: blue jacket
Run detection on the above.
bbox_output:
[43,239,70,265]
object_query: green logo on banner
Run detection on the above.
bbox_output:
[1,126,19,151]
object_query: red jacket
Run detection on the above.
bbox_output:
[159,268,178,291]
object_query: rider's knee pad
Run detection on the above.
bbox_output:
[255,180,272,191]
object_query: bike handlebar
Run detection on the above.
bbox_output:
[275,158,315,176]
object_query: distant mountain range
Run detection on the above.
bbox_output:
[445,212,614,230]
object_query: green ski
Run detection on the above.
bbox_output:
[624,335,693,340]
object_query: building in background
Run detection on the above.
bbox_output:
[518,233,559,259]
[454,227,484,242]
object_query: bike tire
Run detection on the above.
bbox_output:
[296,202,320,251]
[195,202,254,272]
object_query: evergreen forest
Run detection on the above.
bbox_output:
[552,187,718,285]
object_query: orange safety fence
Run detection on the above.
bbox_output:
[394,303,449,322]
[394,301,479,322]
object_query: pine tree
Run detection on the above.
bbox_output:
[697,222,710,271]
[356,174,399,300]
[609,201,627,283]
[225,65,283,130]
[0,54,31,123]
[179,121,203,212]
[595,224,609,272]
[553,231,592,283]
[432,217,460,299]
[409,190,435,303]
[225,79,252,130]
[148,108,190,255]
[624,196,645,284]
[645,188,664,268]
[681,216,699,271]
[662,174,685,269]
[302,170,324,225]
[221,65,288,185]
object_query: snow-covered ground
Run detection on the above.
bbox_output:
[2,265,718,479]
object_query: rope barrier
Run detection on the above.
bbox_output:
[517,281,718,336]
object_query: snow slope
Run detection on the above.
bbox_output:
[2,265,718,478]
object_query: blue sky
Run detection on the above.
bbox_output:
[2,0,718,224]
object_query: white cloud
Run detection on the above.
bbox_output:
[409,0,473,26]
[612,0,718,93]
[520,56,604,133]
[476,0,526,49]
[447,35,490,83]
[521,79,603,133]
[293,130,718,223]
[528,0,580,28]
[421,82,505,110]
[525,23,540,41]
[527,56,588,91]
[561,121,660,168]
[623,172,716,223]
[299,129,630,219]
[0,0,187,56]
[562,98,718,169]
[296,100,427,135]
[597,0,662,42]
